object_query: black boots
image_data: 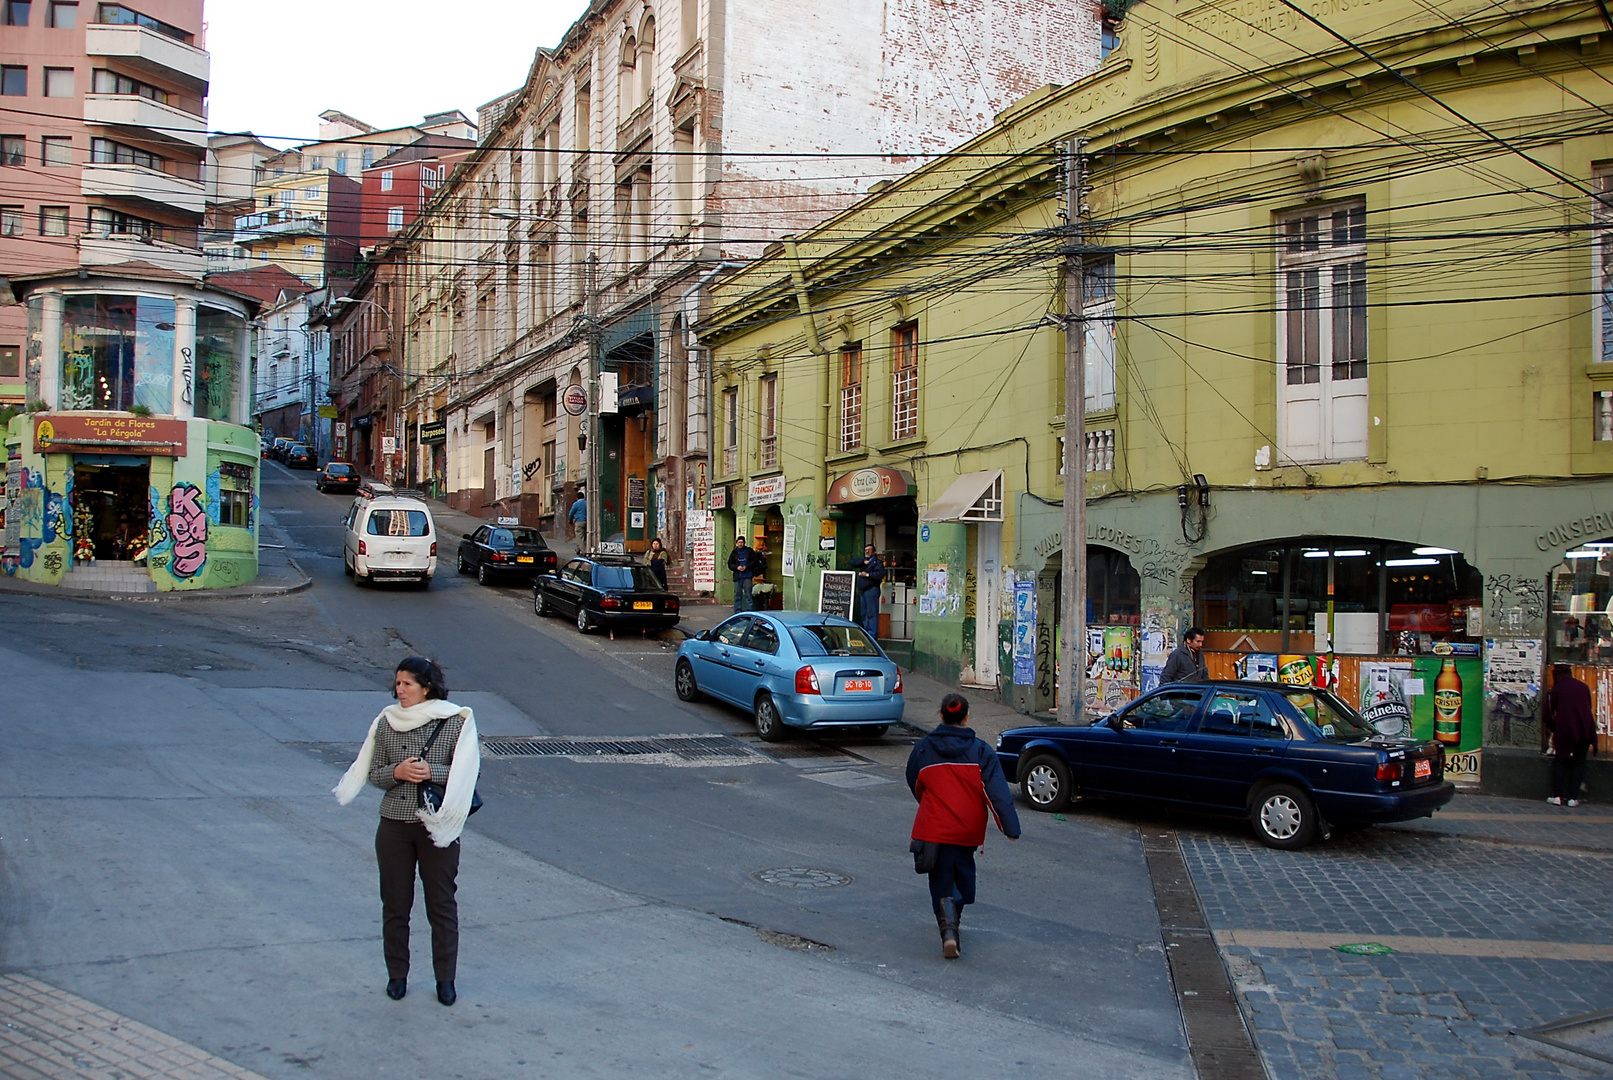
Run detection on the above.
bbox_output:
[386,978,407,1000]
[436,980,457,1007]
[937,898,961,959]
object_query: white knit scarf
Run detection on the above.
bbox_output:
[333,699,481,848]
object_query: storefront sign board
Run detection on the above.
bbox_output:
[419,419,447,443]
[818,570,856,620]
[830,466,910,504]
[34,414,187,456]
[708,485,728,510]
[748,475,787,506]
[689,510,716,591]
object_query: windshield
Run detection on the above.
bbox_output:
[366,509,430,537]
[789,623,882,657]
[1275,689,1381,743]
[594,565,661,590]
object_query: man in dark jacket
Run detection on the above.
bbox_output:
[727,536,756,613]
[906,694,1020,959]
[1545,664,1598,806]
[1160,627,1208,684]
[850,544,886,638]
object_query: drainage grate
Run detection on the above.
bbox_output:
[750,867,853,889]
[1142,830,1269,1080]
[480,734,760,762]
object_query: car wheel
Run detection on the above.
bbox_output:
[860,725,888,738]
[533,589,549,617]
[457,554,469,574]
[416,576,431,590]
[754,693,788,742]
[1250,783,1318,850]
[343,552,354,577]
[477,563,491,586]
[1020,753,1073,813]
[675,659,701,702]
[576,606,592,634]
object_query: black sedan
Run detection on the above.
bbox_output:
[533,555,680,634]
[996,681,1455,849]
[456,525,557,585]
[316,461,360,493]
[285,443,315,469]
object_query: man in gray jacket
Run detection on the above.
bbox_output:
[1160,627,1208,684]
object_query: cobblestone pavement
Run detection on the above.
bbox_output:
[0,973,271,1080]
[1170,803,1613,1080]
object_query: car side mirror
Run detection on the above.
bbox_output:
[1107,714,1124,732]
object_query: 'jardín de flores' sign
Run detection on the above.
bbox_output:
[34,413,188,457]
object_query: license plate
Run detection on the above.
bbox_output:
[387,552,412,564]
[633,601,653,610]
[517,556,534,564]
[843,678,874,692]
[1414,758,1432,779]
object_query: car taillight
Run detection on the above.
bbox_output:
[429,543,437,557]
[892,669,902,694]
[795,666,821,694]
[602,596,622,609]
[358,540,367,556]
[1376,759,1402,782]
[491,551,507,562]
[667,597,680,612]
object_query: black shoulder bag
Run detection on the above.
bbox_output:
[415,719,483,816]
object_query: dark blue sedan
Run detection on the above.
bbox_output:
[995,681,1455,849]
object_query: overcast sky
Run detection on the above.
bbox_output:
[204,0,591,144]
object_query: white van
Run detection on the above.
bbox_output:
[342,493,437,587]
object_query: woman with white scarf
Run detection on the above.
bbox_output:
[333,656,480,1007]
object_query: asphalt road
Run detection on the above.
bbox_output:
[0,460,1194,1079]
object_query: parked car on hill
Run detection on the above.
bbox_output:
[995,681,1456,849]
[533,555,679,635]
[673,612,903,741]
[457,525,557,585]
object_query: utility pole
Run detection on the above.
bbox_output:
[1059,139,1087,726]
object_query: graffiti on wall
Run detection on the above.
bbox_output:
[13,468,65,571]
[1485,574,1546,633]
[180,347,194,406]
[165,482,208,579]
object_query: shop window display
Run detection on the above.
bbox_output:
[1197,538,1482,656]
[1549,541,1613,665]
[217,462,253,528]
[58,294,175,412]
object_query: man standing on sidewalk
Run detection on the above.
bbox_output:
[850,544,885,639]
[568,494,587,548]
[1544,663,1597,806]
[1160,627,1208,684]
[728,535,757,613]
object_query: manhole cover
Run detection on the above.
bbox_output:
[751,867,852,889]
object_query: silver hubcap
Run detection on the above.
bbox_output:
[1261,795,1302,839]
[757,702,775,732]
[578,610,588,630]
[677,666,693,695]
[1026,764,1061,805]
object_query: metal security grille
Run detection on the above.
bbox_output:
[480,734,761,761]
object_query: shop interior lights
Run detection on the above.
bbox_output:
[1303,548,1369,558]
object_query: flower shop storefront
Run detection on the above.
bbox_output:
[3,267,261,592]
[1013,483,1613,798]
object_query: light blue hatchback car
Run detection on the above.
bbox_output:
[674,611,905,741]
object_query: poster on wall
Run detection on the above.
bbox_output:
[1484,638,1542,751]
[1358,661,1416,737]
[925,564,950,618]
[782,523,796,577]
[1236,654,1279,682]
[1083,625,1139,714]
[689,510,716,592]
[1408,655,1485,783]
[1012,580,1036,686]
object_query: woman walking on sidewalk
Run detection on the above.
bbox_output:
[905,694,1020,958]
[334,657,480,1006]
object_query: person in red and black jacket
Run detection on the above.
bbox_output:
[905,693,1021,959]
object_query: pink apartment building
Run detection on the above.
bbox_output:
[0,0,211,404]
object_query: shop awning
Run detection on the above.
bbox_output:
[922,469,1004,522]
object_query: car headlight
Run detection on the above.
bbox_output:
[995,735,1004,749]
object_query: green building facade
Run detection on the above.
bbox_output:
[699,0,1613,796]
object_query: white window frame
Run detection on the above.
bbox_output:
[386,206,404,232]
[840,343,863,452]
[1084,259,1116,413]
[380,169,393,192]
[892,322,919,441]
[759,373,778,469]
[1276,201,1369,465]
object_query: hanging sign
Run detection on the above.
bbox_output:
[562,385,589,416]
[419,419,447,443]
[708,485,728,510]
[748,475,787,506]
[830,466,910,504]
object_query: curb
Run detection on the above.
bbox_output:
[0,553,313,604]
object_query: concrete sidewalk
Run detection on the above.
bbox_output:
[0,528,310,602]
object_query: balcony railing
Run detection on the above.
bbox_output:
[234,210,326,245]
[81,163,205,215]
[84,93,207,149]
[1086,428,1115,472]
[85,23,209,91]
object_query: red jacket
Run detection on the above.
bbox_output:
[906,724,1021,846]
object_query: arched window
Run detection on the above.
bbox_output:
[618,34,639,115]
[638,14,656,105]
